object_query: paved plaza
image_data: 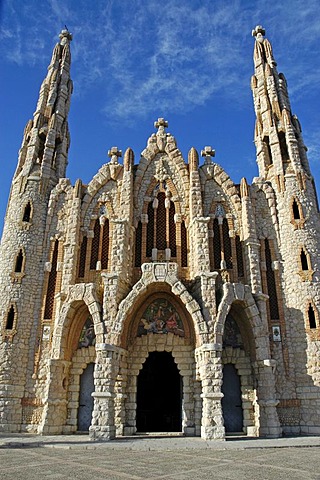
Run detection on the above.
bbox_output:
[1,434,320,479]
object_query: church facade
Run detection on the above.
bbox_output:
[0,26,320,440]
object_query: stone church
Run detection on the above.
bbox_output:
[0,25,319,441]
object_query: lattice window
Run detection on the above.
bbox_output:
[22,202,32,222]
[156,192,166,250]
[14,249,24,273]
[213,218,221,269]
[101,219,109,270]
[44,240,58,319]
[6,305,15,330]
[181,221,188,267]
[223,219,232,269]
[308,304,316,329]
[90,219,100,270]
[169,202,176,257]
[135,221,142,267]
[265,239,279,320]
[78,236,87,278]
[236,235,244,278]
[146,201,154,257]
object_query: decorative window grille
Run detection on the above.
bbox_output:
[181,221,188,267]
[78,236,87,278]
[265,239,279,320]
[236,235,244,277]
[169,202,176,257]
[213,218,221,269]
[101,219,109,270]
[222,219,232,269]
[146,201,154,257]
[156,192,166,250]
[90,219,100,270]
[44,240,58,319]
[135,221,142,267]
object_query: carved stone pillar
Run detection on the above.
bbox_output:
[89,344,123,441]
[196,344,225,440]
[39,359,71,434]
[255,359,282,438]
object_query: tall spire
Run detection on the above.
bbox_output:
[14,29,73,191]
[251,26,310,186]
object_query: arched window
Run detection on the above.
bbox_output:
[135,221,142,267]
[181,221,188,267]
[298,247,313,281]
[290,198,305,229]
[263,136,273,166]
[292,199,300,220]
[101,219,110,270]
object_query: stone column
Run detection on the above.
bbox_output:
[89,344,122,441]
[196,344,225,440]
[39,359,71,434]
[255,359,282,438]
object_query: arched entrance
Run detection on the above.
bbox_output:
[136,352,182,432]
[77,362,95,431]
[222,363,243,433]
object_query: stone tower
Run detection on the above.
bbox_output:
[0,26,319,440]
[0,29,73,431]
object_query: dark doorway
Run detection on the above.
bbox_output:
[136,351,182,432]
[221,363,244,433]
[77,362,94,431]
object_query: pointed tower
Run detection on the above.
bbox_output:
[251,26,320,434]
[0,30,73,432]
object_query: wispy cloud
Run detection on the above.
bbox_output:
[0,0,319,122]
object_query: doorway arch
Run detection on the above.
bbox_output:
[136,351,182,432]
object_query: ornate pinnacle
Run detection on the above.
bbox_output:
[154,118,168,130]
[59,29,73,44]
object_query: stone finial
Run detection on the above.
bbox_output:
[154,118,168,130]
[240,177,250,199]
[188,147,199,172]
[108,146,122,165]
[124,147,134,172]
[59,29,73,44]
[201,146,215,165]
[252,25,265,40]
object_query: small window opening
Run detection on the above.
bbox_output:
[22,202,32,222]
[15,249,24,273]
[308,305,316,329]
[279,132,290,162]
[6,306,15,330]
[263,136,273,166]
[301,249,308,271]
[292,199,300,220]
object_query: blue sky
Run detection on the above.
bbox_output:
[0,0,319,236]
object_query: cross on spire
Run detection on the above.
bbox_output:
[108,146,122,165]
[201,146,215,164]
[154,118,168,130]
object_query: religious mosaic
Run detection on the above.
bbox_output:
[78,317,96,348]
[222,313,243,348]
[137,298,184,337]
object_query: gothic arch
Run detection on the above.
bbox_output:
[109,263,208,348]
[214,282,270,361]
[51,283,103,360]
